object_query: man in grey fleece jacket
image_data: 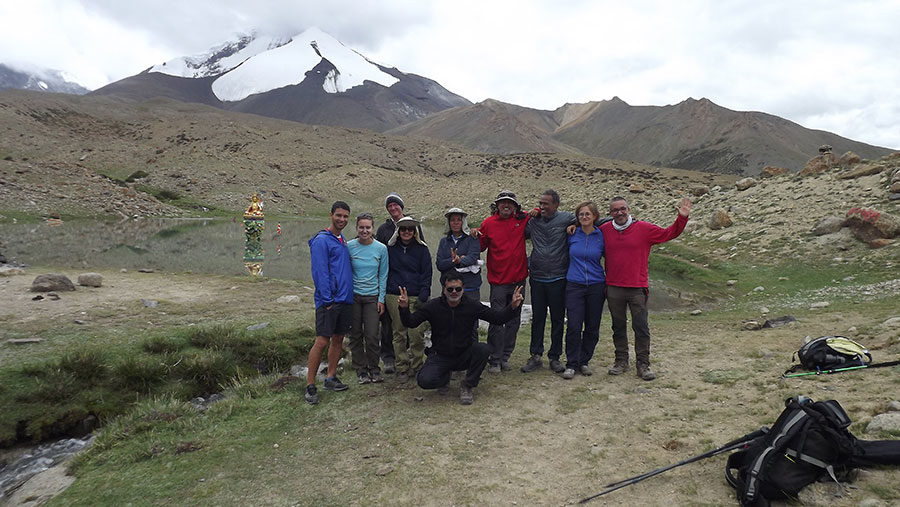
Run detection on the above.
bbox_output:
[521,190,577,373]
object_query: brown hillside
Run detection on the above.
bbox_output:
[388,99,580,155]
[391,97,894,176]
[0,90,732,220]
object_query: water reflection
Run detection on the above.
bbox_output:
[0,218,468,292]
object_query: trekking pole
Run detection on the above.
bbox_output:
[782,359,900,379]
[579,427,768,504]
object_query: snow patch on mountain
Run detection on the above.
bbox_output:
[149,27,399,102]
[212,27,398,101]
[150,34,291,79]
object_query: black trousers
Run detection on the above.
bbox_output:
[416,342,491,389]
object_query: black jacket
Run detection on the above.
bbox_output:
[400,296,516,356]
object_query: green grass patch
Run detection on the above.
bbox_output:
[0,324,315,446]
[700,369,751,386]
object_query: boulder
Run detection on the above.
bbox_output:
[890,181,900,193]
[759,166,788,178]
[811,216,844,236]
[800,152,838,176]
[866,412,900,434]
[275,295,301,304]
[838,151,861,167]
[735,177,757,191]
[845,207,900,242]
[869,238,893,248]
[0,265,26,276]
[837,162,885,180]
[628,183,645,193]
[882,317,900,329]
[763,315,797,328]
[77,272,103,287]
[691,185,710,197]
[708,209,733,230]
[30,274,75,292]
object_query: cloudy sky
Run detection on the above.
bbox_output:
[2,0,899,148]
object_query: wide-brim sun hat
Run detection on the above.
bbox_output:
[493,189,520,207]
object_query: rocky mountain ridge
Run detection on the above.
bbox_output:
[392,97,894,176]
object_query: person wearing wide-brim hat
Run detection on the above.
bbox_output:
[470,190,531,374]
[436,207,482,303]
[375,192,425,375]
[384,216,432,382]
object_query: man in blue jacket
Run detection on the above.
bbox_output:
[305,201,354,405]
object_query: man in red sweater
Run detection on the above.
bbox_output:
[600,196,692,381]
[473,190,530,373]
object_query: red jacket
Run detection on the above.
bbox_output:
[479,213,530,285]
[600,214,688,288]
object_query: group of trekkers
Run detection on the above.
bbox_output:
[304,189,693,405]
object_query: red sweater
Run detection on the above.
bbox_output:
[599,214,688,288]
[479,213,530,285]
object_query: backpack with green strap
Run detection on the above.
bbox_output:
[785,335,871,374]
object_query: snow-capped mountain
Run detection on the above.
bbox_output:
[94,28,469,132]
[0,63,90,95]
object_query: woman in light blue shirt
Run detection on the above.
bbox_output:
[347,213,389,384]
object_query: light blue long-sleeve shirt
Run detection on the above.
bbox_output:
[347,238,389,303]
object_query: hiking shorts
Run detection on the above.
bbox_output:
[315,302,352,337]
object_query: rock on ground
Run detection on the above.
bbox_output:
[811,216,844,236]
[735,177,757,191]
[709,209,733,230]
[866,412,900,433]
[844,207,900,243]
[30,274,75,292]
[77,272,103,287]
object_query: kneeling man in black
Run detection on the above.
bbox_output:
[398,272,524,405]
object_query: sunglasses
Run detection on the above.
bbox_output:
[398,226,415,232]
[444,286,463,293]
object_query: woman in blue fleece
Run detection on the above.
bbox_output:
[562,201,606,379]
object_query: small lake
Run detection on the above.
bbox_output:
[0,217,477,294]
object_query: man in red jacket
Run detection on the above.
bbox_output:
[472,190,530,373]
[600,196,692,381]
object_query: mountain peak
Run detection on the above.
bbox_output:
[148,27,399,102]
[0,63,90,94]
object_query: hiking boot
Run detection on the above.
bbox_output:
[383,360,395,374]
[500,360,512,371]
[459,385,474,405]
[323,376,349,391]
[488,363,501,374]
[437,383,450,396]
[357,371,371,384]
[521,354,543,373]
[370,371,384,383]
[549,359,565,373]
[637,363,656,381]
[608,361,629,375]
[580,364,593,376]
[304,384,318,405]
[562,368,576,380]
[396,371,410,383]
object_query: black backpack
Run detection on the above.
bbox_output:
[785,335,872,374]
[726,397,900,506]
